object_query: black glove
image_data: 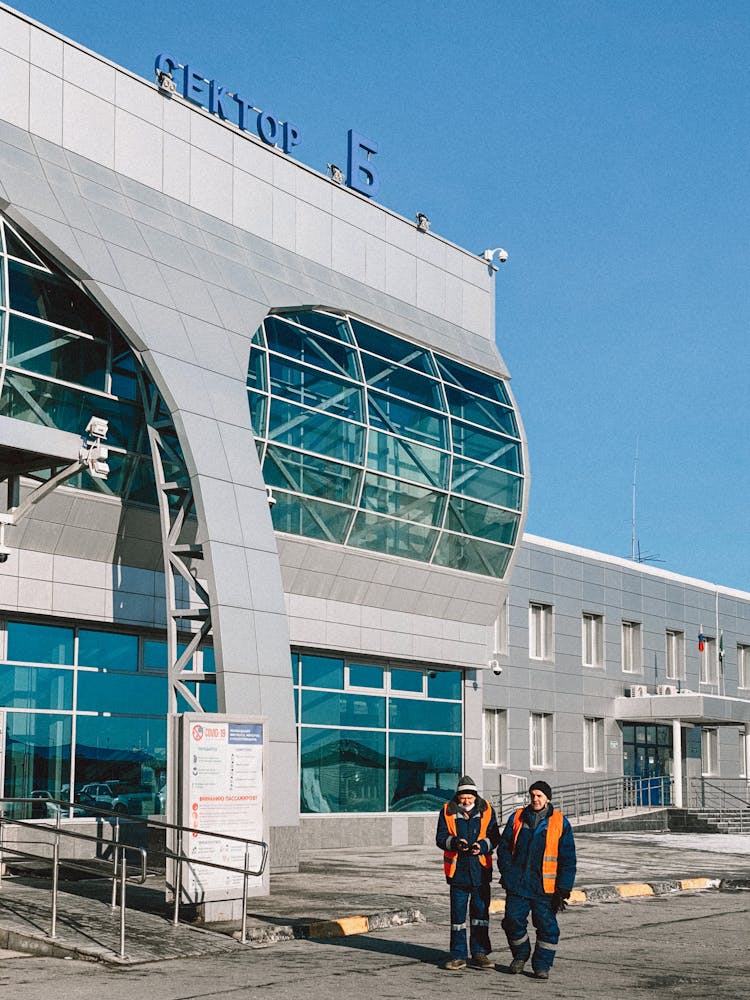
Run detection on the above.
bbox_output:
[456,838,471,853]
[551,889,570,914]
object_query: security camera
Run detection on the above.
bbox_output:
[0,543,11,564]
[489,659,502,676]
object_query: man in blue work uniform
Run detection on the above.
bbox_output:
[436,775,500,971]
[497,780,576,981]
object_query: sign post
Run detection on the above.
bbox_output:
[170,713,269,923]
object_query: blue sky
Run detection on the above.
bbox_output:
[7,1,750,588]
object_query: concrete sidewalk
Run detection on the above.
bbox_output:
[1,831,749,964]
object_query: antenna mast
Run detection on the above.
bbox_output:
[631,438,639,562]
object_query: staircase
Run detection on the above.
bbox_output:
[684,778,750,834]
[680,808,750,834]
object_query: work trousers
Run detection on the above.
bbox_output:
[501,891,559,973]
[448,882,491,960]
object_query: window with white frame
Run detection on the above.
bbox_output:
[584,717,605,771]
[700,636,718,685]
[740,728,747,779]
[701,727,718,775]
[530,712,553,769]
[483,708,507,767]
[665,629,685,681]
[529,603,553,661]
[582,613,604,668]
[738,645,750,689]
[494,599,509,656]
[622,621,642,674]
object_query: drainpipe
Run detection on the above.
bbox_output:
[672,718,683,808]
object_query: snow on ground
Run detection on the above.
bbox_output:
[599,832,750,854]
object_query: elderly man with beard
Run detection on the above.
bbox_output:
[436,775,500,971]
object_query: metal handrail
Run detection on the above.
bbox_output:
[686,777,750,812]
[1,794,269,946]
[0,798,147,958]
[495,775,673,823]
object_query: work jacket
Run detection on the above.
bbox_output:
[497,803,576,899]
[435,797,500,886]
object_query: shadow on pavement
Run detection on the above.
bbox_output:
[310,933,445,965]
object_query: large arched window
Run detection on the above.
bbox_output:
[248,309,525,579]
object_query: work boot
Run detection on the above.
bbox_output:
[470,953,494,970]
[534,969,550,980]
[444,958,467,971]
[509,957,526,974]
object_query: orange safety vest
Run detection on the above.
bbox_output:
[443,800,494,879]
[511,807,564,894]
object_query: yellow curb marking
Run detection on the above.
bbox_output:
[616,883,654,898]
[679,877,711,891]
[569,889,586,903]
[336,915,370,935]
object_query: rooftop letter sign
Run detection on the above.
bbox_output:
[154,54,380,197]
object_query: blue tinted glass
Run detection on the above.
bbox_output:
[367,430,449,489]
[360,473,446,527]
[427,670,462,700]
[265,445,361,505]
[300,727,386,813]
[389,697,462,732]
[77,670,166,713]
[432,533,512,579]
[268,400,364,464]
[4,712,72,804]
[389,732,461,811]
[445,385,518,437]
[7,258,113,339]
[301,690,386,728]
[390,669,423,693]
[350,319,436,374]
[348,664,384,689]
[269,357,363,419]
[143,640,167,671]
[301,655,344,689]
[7,314,108,390]
[0,664,73,710]
[202,647,216,673]
[247,345,267,390]
[361,354,443,409]
[264,317,359,378]
[368,390,447,448]
[7,621,74,664]
[275,311,353,342]
[270,491,354,543]
[248,389,268,437]
[348,511,439,562]
[78,630,138,671]
[74,715,166,811]
[291,653,299,686]
[451,421,521,472]
[177,682,218,713]
[436,355,510,405]
[446,499,519,545]
[451,459,523,508]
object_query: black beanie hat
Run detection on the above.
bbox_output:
[529,780,552,800]
[456,775,478,796]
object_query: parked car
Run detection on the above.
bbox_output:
[77,781,158,816]
[29,790,87,818]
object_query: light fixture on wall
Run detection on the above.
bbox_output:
[81,416,110,480]
[266,486,276,508]
[327,163,345,184]
[415,213,430,232]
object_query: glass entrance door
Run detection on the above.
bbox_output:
[622,723,673,804]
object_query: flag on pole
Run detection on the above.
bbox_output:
[719,631,724,664]
[698,629,705,653]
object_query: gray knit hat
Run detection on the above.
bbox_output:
[456,775,478,796]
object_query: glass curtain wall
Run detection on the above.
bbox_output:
[0,618,215,817]
[248,310,524,579]
[293,652,463,813]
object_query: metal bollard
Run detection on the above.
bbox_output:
[119,849,127,959]
[241,843,250,944]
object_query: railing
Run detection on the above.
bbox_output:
[0,797,147,959]
[0,795,269,952]
[495,775,673,823]
[686,778,750,831]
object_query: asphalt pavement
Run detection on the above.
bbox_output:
[0,830,749,964]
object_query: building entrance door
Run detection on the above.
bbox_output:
[622,723,673,804]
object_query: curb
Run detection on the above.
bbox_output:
[233,907,425,945]
[488,876,724,913]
